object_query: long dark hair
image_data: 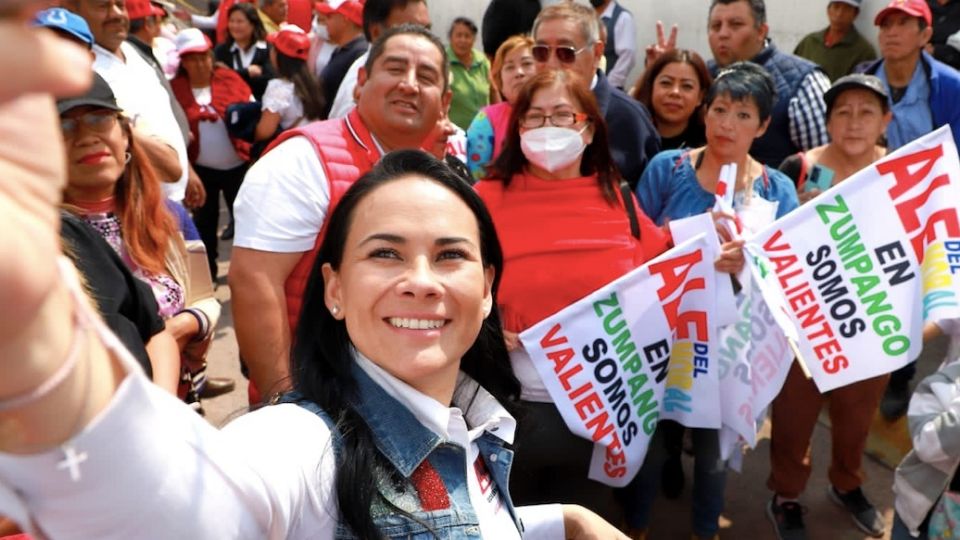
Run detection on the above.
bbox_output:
[275,52,325,121]
[633,49,712,133]
[225,3,267,48]
[292,150,520,538]
[489,69,621,204]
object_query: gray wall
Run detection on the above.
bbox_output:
[429,0,883,89]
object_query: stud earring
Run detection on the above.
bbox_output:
[331,305,340,316]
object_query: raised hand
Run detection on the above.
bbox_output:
[644,20,678,69]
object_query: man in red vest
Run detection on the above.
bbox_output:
[229,24,451,401]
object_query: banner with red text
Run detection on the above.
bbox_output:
[519,234,718,486]
[750,126,960,392]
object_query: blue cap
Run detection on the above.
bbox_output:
[33,8,94,49]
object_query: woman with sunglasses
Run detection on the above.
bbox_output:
[477,69,670,524]
[465,34,535,181]
[627,62,799,540]
[57,74,222,413]
[0,126,628,537]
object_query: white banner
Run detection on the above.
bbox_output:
[750,126,960,392]
[519,235,718,486]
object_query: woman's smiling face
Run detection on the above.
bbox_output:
[322,175,493,402]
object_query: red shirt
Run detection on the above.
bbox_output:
[477,172,669,333]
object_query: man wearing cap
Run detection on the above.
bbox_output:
[794,0,877,82]
[532,2,659,188]
[327,0,429,119]
[316,0,367,116]
[706,0,831,170]
[229,24,451,401]
[126,0,166,73]
[63,0,189,202]
[859,0,960,152]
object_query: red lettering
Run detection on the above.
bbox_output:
[788,287,816,312]
[807,320,835,341]
[539,323,568,349]
[896,174,951,233]
[660,278,706,330]
[575,392,604,421]
[585,410,616,442]
[795,303,825,329]
[569,381,593,400]
[823,354,849,374]
[763,228,791,252]
[877,144,944,200]
[813,339,842,361]
[547,348,574,374]
[557,363,583,390]
[676,310,708,341]
[649,249,704,301]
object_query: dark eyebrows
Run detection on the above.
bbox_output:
[358,233,476,248]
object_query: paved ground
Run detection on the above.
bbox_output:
[201,225,943,539]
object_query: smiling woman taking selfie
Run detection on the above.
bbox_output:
[0,140,626,538]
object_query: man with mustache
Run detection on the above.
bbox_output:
[229,25,453,403]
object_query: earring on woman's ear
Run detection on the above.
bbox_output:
[330,305,340,317]
[125,151,132,164]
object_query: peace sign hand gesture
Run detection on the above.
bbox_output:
[644,20,678,69]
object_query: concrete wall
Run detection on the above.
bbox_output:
[428,0,883,89]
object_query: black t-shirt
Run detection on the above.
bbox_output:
[660,121,706,151]
[60,212,164,376]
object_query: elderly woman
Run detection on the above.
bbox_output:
[465,34,535,181]
[0,142,628,538]
[447,16,490,131]
[171,28,253,280]
[630,61,799,540]
[769,73,892,539]
[58,73,223,411]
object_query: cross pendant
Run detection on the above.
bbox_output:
[56,445,88,482]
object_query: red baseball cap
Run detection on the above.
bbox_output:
[268,26,311,60]
[874,0,932,26]
[127,0,165,20]
[315,0,364,27]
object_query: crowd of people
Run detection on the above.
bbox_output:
[2,0,960,539]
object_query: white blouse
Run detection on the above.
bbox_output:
[262,78,306,130]
[0,298,564,539]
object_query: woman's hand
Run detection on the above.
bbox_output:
[715,238,746,275]
[562,504,630,540]
[503,330,520,352]
[643,21,678,70]
[247,64,263,78]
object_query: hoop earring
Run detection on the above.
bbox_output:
[124,151,132,164]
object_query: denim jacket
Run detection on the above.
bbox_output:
[282,363,523,539]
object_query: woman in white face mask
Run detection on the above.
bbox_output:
[475,69,672,524]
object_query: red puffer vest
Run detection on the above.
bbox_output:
[265,109,382,331]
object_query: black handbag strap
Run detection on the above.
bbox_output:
[620,181,641,240]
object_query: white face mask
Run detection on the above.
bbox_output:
[520,125,588,173]
[312,18,330,41]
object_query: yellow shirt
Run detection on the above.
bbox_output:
[258,9,280,34]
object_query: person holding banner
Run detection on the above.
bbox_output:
[477,68,671,524]
[630,61,799,540]
[778,73,891,204]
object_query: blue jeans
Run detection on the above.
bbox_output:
[622,424,727,537]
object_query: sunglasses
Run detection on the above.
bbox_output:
[60,111,121,138]
[532,44,589,64]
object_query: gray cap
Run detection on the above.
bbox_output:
[830,0,862,8]
[56,73,122,115]
[824,73,888,115]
